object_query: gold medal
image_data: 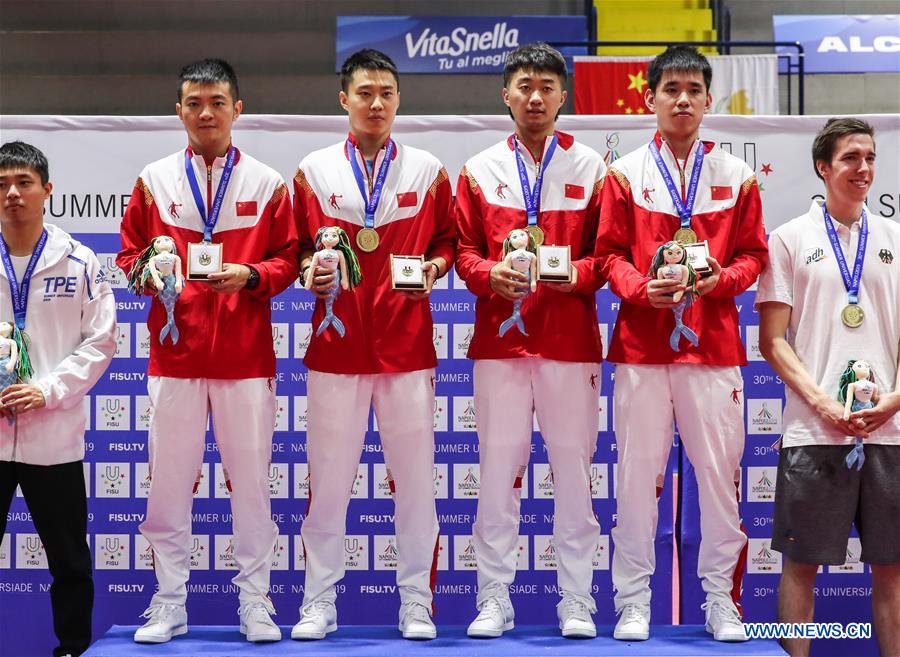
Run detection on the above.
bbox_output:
[356,228,379,253]
[841,304,864,328]
[674,228,698,244]
[526,225,545,247]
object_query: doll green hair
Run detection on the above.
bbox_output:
[647,240,697,289]
[837,359,876,403]
[126,236,177,295]
[315,227,362,289]
[502,229,536,258]
[11,325,33,381]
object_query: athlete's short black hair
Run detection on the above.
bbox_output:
[647,46,712,93]
[178,58,240,102]
[812,118,876,181]
[503,42,568,87]
[340,49,400,92]
[0,141,50,185]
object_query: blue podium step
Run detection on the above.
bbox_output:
[84,624,787,656]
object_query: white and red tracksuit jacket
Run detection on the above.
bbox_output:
[455,131,606,363]
[293,134,455,374]
[595,131,768,365]
[117,147,299,379]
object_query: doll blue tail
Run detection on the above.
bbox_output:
[845,438,865,470]
[159,321,179,345]
[669,324,699,351]
[316,313,346,338]
[498,314,528,337]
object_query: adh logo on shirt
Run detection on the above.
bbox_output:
[804,246,826,265]
[879,248,894,264]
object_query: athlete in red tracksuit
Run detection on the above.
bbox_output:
[117,59,299,644]
[595,47,767,643]
[290,49,455,642]
[455,43,606,639]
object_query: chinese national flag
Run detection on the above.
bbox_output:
[574,57,651,115]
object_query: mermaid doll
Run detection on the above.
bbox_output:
[648,240,699,351]
[127,236,184,345]
[306,226,362,338]
[0,320,33,424]
[498,228,537,337]
[838,359,879,470]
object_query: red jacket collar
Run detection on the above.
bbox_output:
[344,132,399,161]
[506,131,575,161]
[652,131,715,157]
[185,145,242,167]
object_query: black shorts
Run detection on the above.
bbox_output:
[771,444,900,565]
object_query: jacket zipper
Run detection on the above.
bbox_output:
[206,163,214,369]
[365,151,375,195]
[662,140,690,202]
[207,164,213,209]
[11,411,17,461]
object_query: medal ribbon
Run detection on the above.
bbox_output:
[0,228,48,330]
[347,138,395,229]
[649,139,704,230]
[823,205,868,305]
[514,134,558,227]
[185,145,237,242]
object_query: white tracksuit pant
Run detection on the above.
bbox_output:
[473,358,601,610]
[611,364,747,611]
[301,368,439,611]
[141,376,278,607]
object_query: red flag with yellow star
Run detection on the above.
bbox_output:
[574,56,652,115]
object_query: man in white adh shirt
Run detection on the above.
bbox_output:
[757,118,900,657]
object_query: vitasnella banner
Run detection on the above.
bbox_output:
[336,16,587,73]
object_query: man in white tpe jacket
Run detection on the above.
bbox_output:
[0,140,117,657]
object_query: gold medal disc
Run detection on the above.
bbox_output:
[526,225,545,247]
[674,228,698,244]
[356,228,379,253]
[841,304,864,328]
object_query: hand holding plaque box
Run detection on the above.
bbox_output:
[537,244,572,283]
[683,240,711,277]
[187,242,224,281]
[391,255,426,291]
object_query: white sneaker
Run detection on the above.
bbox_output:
[133,603,188,643]
[399,602,436,640]
[703,600,748,642]
[239,600,281,642]
[613,603,650,641]
[557,596,596,638]
[291,599,337,640]
[467,596,515,638]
